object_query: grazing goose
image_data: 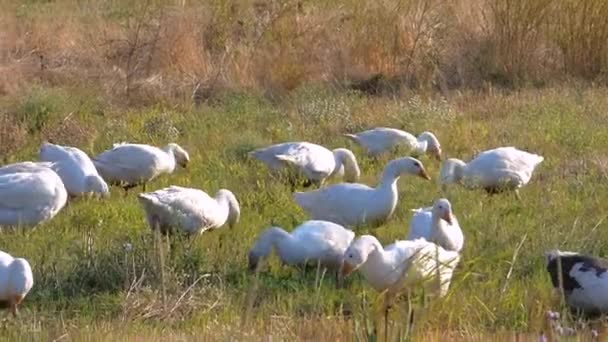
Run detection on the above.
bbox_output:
[407,198,464,252]
[545,250,608,316]
[38,142,109,198]
[249,142,360,187]
[93,143,190,193]
[138,186,240,235]
[440,147,543,198]
[248,220,355,285]
[0,250,33,317]
[344,128,442,160]
[293,157,431,228]
[0,162,67,227]
[342,235,460,327]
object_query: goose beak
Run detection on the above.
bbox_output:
[442,212,453,225]
[435,150,443,161]
[341,262,355,277]
[248,254,259,272]
[419,168,431,180]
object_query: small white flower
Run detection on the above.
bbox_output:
[123,243,133,252]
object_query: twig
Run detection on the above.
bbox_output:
[165,274,210,316]
[500,233,527,295]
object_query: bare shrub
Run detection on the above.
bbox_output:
[552,0,608,79]
[4,0,608,103]
[142,112,180,141]
[0,114,27,159]
[42,113,98,148]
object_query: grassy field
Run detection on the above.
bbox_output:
[0,85,608,340]
[3,0,608,341]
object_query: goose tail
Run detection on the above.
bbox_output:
[274,154,298,164]
[342,133,359,143]
[137,193,158,206]
[293,191,313,211]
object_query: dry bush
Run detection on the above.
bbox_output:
[3,0,608,105]
[481,0,556,85]
[552,0,608,79]
[41,113,98,148]
[0,114,27,159]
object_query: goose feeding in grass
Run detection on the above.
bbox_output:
[0,250,33,317]
[341,235,460,327]
[440,147,543,199]
[407,198,464,252]
[93,142,190,193]
[293,157,431,228]
[545,250,608,316]
[343,128,442,160]
[248,220,355,286]
[38,142,109,198]
[138,186,240,236]
[0,162,67,227]
[249,142,360,187]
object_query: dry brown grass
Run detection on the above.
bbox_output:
[41,113,98,148]
[0,113,27,160]
[3,0,608,107]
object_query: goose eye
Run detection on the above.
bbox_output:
[348,253,353,259]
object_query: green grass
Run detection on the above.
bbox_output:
[1,84,608,340]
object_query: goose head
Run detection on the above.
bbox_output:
[85,175,110,198]
[332,148,360,182]
[432,198,453,225]
[247,226,283,271]
[418,131,442,161]
[165,143,190,168]
[382,157,431,182]
[440,158,466,191]
[216,189,240,228]
[341,235,380,277]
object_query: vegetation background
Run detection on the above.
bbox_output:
[1,0,608,340]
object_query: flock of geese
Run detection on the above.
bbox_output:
[0,126,605,329]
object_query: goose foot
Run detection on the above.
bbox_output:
[10,296,22,318]
[514,189,521,201]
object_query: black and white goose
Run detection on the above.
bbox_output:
[545,249,608,316]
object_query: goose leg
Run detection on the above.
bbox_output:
[514,189,521,201]
[9,296,21,318]
[10,303,17,318]
[317,178,326,189]
[384,296,390,342]
[302,178,313,188]
[335,270,343,289]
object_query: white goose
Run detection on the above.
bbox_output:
[38,142,109,198]
[344,128,442,160]
[93,143,190,192]
[0,250,33,317]
[138,185,240,235]
[249,142,360,187]
[0,162,67,227]
[545,250,608,316]
[293,157,431,228]
[342,235,460,311]
[248,220,355,281]
[440,147,544,198]
[407,198,464,252]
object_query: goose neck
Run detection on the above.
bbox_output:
[161,146,177,171]
[378,165,400,189]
